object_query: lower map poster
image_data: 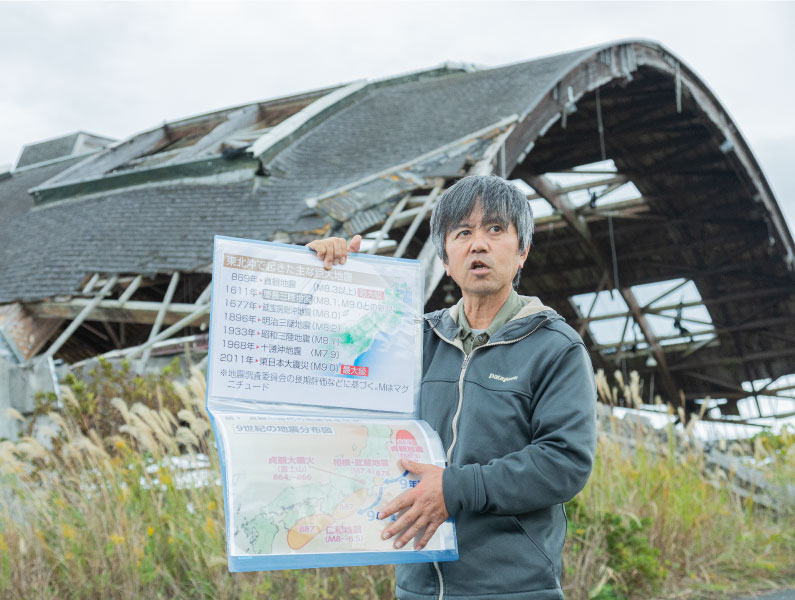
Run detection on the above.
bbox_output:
[210,411,459,571]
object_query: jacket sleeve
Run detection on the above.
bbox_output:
[442,342,597,516]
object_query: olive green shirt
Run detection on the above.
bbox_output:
[456,290,525,355]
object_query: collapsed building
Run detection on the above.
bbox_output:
[1,40,793,440]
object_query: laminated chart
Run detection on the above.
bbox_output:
[215,414,456,570]
[209,237,423,414]
[206,236,458,571]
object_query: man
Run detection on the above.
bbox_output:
[308,175,597,600]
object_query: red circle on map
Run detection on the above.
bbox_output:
[396,430,416,445]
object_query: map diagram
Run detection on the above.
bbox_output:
[218,415,455,559]
[326,281,411,373]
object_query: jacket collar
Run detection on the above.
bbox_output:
[426,295,560,345]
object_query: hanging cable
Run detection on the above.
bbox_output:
[608,214,620,292]
[596,87,606,161]
[674,297,690,335]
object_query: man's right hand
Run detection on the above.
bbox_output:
[306,235,362,270]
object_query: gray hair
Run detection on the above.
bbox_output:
[429,175,533,288]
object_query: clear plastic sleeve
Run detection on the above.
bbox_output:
[206,236,457,571]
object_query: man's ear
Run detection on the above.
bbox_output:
[519,245,530,268]
[443,261,451,277]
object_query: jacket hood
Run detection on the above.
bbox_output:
[424,294,562,345]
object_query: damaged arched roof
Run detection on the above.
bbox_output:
[0,40,792,418]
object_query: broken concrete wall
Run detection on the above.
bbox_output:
[0,356,58,440]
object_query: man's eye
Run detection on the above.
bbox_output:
[456,230,470,237]
[490,225,502,233]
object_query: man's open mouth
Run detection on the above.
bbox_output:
[470,260,491,274]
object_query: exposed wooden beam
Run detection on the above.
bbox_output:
[138,272,180,370]
[366,193,411,255]
[698,414,778,427]
[26,298,210,326]
[470,122,517,175]
[101,321,122,350]
[517,167,685,404]
[523,198,654,236]
[592,329,712,351]
[620,287,681,404]
[125,304,210,361]
[44,275,119,358]
[641,279,690,310]
[680,370,747,395]
[590,316,795,358]
[581,287,795,323]
[523,175,628,201]
[759,380,795,394]
[81,273,100,294]
[623,228,764,257]
[523,173,593,243]
[533,252,700,286]
[393,183,443,259]
[81,322,109,343]
[576,271,609,337]
[670,346,795,371]
[195,282,213,305]
[170,104,261,163]
[254,80,368,163]
[118,274,143,304]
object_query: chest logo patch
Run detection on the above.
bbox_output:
[489,373,518,383]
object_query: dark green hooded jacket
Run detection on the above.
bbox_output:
[395,296,597,600]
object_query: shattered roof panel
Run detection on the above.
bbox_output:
[0,46,613,303]
[265,49,591,202]
[31,91,334,196]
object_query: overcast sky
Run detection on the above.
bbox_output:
[1,1,793,227]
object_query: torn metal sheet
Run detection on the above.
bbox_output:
[304,124,506,227]
[339,199,396,237]
[318,174,418,223]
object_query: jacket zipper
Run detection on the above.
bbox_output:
[433,316,550,463]
[427,315,550,599]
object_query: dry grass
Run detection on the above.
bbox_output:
[561,370,794,600]
[1,365,792,599]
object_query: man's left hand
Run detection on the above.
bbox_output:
[378,458,449,551]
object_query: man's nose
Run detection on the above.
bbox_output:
[469,229,489,252]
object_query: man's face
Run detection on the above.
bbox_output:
[442,202,529,300]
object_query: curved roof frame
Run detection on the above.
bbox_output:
[298,40,794,422]
[500,40,793,270]
[496,40,794,422]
